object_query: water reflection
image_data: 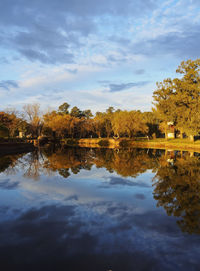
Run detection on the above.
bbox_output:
[153,152,200,234]
[0,153,24,173]
[1,147,161,179]
[0,147,200,270]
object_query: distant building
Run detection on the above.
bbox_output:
[19,131,25,138]
[167,122,175,139]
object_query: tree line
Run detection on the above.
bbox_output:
[0,102,160,140]
[1,59,200,141]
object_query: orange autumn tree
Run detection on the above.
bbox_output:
[111,110,148,138]
[43,111,73,138]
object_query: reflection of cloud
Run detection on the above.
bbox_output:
[100,176,151,188]
[64,195,79,201]
[0,201,199,270]
[0,178,19,190]
[0,148,200,269]
[134,193,146,200]
[0,203,156,270]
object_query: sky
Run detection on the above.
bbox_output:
[0,0,200,113]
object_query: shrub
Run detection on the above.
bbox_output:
[0,125,9,138]
[98,139,110,147]
[64,139,78,145]
[119,139,129,147]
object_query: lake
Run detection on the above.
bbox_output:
[0,146,200,270]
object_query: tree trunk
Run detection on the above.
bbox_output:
[165,127,168,140]
[52,131,56,140]
[180,129,183,139]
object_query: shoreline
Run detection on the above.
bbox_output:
[1,138,200,155]
[63,138,200,152]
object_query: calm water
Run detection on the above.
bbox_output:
[0,146,200,270]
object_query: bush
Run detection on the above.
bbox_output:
[119,139,129,147]
[98,139,110,147]
[0,125,9,138]
[64,139,78,145]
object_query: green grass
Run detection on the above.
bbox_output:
[135,137,200,144]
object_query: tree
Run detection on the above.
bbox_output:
[70,106,82,118]
[143,111,160,138]
[111,110,147,138]
[43,111,73,138]
[153,59,200,141]
[174,59,200,141]
[94,112,105,138]
[23,103,42,137]
[106,106,115,114]
[58,102,70,114]
[82,109,93,119]
[0,111,24,137]
[0,123,9,137]
[0,112,15,137]
[153,79,177,139]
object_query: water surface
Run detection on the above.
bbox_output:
[0,147,200,270]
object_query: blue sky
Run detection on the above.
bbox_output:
[0,0,200,113]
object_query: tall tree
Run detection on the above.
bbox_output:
[82,109,93,119]
[106,106,115,114]
[58,102,70,114]
[23,103,42,137]
[153,79,177,139]
[153,59,200,141]
[70,106,82,118]
[111,110,147,138]
[43,111,73,138]
[0,111,24,137]
[143,111,160,138]
[174,59,200,141]
[94,112,105,138]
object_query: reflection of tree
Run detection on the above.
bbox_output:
[43,147,93,178]
[94,148,160,177]
[0,154,24,174]
[58,168,70,178]
[0,146,162,180]
[23,150,44,180]
[34,147,162,179]
[2,146,200,235]
[153,153,200,234]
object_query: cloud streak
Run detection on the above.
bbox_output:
[0,0,158,64]
[0,80,19,91]
[105,81,150,92]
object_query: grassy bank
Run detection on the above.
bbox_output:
[2,137,200,155]
[62,137,200,152]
